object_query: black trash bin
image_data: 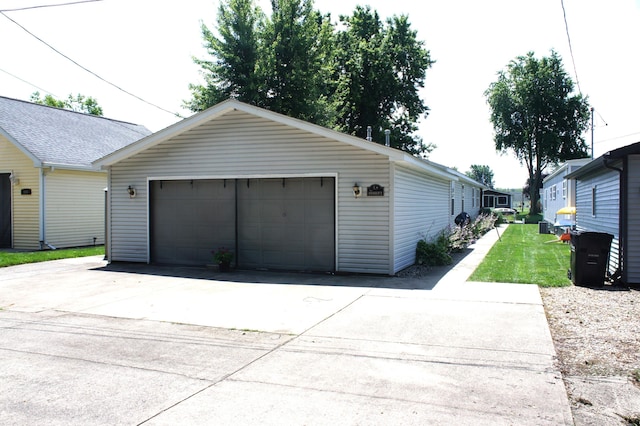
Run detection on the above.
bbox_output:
[569,231,613,286]
[538,221,549,234]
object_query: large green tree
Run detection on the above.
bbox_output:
[187,0,433,156]
[485,51,590,214]
[333,7,433,155]
[465,164,494,188]
[260,0,335,124]
[186,0,263,111]
[30,91,103,116]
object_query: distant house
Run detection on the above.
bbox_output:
[482,189,512,209]
[94,99,485,275]
[0,96,150,250]
[542,158,590,224]
[566,141,640,285]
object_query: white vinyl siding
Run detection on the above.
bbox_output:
[109,110,391,274]
[393,165,449,272]
[44,169,106,248]
[0,136,40,249]
[575,166,620,275]
[626,155,640,283]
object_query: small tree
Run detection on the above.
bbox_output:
[484,51,590,214]
[30,92,103,116]
[465,164,494,188]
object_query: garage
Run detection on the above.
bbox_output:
[150,177,335,272]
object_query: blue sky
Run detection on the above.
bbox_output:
[1,0,639,188]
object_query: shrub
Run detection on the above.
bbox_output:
[415,214,498,267]
[416,232,452,266]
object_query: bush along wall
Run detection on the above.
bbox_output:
[415,214,498,267]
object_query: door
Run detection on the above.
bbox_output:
[0,173,11,248]
[150,179,235,265]
[237,177,335,272]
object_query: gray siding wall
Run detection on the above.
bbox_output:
[627,155,640,283]
[108,110,392,274]
[574,166,620,274]
[393,165,449,273]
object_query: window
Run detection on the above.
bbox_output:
[451,182,455,215]
[497,196,507,206]
[461,184,465,211]
[592,185,597,216]
[562,180,567,199]
[551,185,557,200]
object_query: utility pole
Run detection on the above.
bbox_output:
[590,106,594,159]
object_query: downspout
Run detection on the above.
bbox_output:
[39,167,56,250]
[39,167,45,249]
[603,155,625,284]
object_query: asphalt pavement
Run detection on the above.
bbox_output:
[0,226,573,425]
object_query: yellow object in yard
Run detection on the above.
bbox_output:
[556,206,576,215]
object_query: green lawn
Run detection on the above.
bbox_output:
[469,224,571,287]
[0,246,104,268]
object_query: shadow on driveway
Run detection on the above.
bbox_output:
[92,248,474,291]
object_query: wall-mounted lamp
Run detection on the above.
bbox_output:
[353,183,362,198]
[127,185,137,198]
[9,173,19,186]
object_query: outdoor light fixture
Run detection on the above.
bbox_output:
[8,173,19,186]
[353,183,361,198]
[127,185,137,198]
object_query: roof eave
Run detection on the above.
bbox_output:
[0,126,43,167]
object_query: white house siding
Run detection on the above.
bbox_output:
[626,155,640,283]
[0,136,40,249]
[574,166,620,275]
[543,170,568,223]
[108,110,392,274]
[393,165,450,273]
[44,169,106,248]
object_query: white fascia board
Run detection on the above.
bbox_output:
[93,99,408,169]
[41,162,105,173]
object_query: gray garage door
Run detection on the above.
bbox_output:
[150,179,235,265]
[237,177,334,272]
[149,177,335,271]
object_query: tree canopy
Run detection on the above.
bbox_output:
[484,50,590,214]
[465,164,494,188]
[186,0,433,156]
[30,92,103,116]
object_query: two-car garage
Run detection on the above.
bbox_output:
[149,177,335,272]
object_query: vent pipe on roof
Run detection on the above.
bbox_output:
[384,129,390,147]
[366,126,372,142]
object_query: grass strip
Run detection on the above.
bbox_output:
[0,246,104,268]
[469,224,571,287]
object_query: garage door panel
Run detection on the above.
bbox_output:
[151,180,235,265]
[237,177,334,272]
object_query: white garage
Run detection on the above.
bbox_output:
[95,100,483,275]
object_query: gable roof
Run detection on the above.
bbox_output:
[567,141,640,180]
[94,99,484,185]
[0,96,151,170]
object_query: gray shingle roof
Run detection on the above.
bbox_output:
[0,96,151,169]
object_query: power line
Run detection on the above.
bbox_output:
[0,0,103,12]
[0,11,183,119]
[0,67,59,98]
[560,0,581,94]
[594,131,640,145]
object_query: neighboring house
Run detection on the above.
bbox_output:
[482,189,512,209]
[94,99,485,275]
[542,158,590,224]
[0,96,150,250]
[566,141,640,286]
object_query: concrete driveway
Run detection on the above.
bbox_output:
[0,229,573,425]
